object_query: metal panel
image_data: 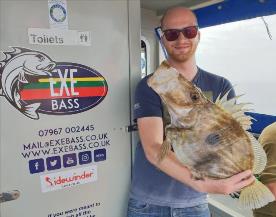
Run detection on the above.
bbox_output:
[128,0,141,165]
[0,0,132,216]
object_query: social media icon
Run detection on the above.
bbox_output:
[94,149,106,162]
[63,153,77,167]
[79,151,92,165]
[50,160,57,166]
[29,159,45,174]
[46,156,61,171]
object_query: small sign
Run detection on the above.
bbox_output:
[48,0,68,30]
[28,28,91,46]
[78,31,91,46]
[40,165,98,192]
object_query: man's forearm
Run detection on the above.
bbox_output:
[148,149,196,188]
[145,146,254,195]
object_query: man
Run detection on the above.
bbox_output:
[127,7,254,217]
[253,122,276,217]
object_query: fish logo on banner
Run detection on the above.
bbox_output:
[0,47,108,120]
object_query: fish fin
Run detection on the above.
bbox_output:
[22,103,40,120]
[18,71,28,83]
[237,116,253,130]
[216,92,254,130]
[215,89,234,105]
[158,140,171,163]
[239,179,275,209]
[214,93,222,104]
[158,125,174,162]
[247,132,267,174]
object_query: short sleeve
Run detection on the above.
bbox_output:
[259,142,276,184]
[133,76,163,121]
[220,78,236,100]
[194,68,235,102]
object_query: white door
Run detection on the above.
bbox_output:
[0,1,135,216]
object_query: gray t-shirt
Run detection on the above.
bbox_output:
[129,67,235,208]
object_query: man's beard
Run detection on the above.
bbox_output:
[167,45,197,63]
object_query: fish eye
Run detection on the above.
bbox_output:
[35,54,45,62]
[190,92,200,102]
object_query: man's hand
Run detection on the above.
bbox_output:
[192,170,255,194]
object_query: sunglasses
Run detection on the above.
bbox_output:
[162,26,198,41]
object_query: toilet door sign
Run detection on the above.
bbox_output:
[28,28,91,46]
[48,0,68,29]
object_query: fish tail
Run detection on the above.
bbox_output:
[22,103,41,120]
[239,179,275,209]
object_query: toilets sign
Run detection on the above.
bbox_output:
[28,28,91,46]
[0,47,108,120]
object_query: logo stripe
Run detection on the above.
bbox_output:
[38,77,105,82]
[20,87,107,100]
[23,81,105,89]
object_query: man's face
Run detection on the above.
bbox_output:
[161,10,200,63]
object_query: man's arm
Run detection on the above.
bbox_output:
[138,116,255,194]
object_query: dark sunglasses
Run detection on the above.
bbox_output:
[162,26,199,41]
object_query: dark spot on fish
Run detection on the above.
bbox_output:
[194,154,221,172]
[205,133,220,145]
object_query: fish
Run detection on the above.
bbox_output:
[147,61,275,209]
[0,47,56,119]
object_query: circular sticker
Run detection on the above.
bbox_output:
[50,4,67,23]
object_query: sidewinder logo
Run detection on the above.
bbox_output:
[0,47,108,119]
[40,166,97,192]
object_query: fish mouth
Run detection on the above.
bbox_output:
[24,62,56,76]
[41,63,55,76]
[40,62,56,76]
[23,67,51,76]
[38,62,56,71]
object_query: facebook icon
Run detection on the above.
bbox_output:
[29,158,45,174]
